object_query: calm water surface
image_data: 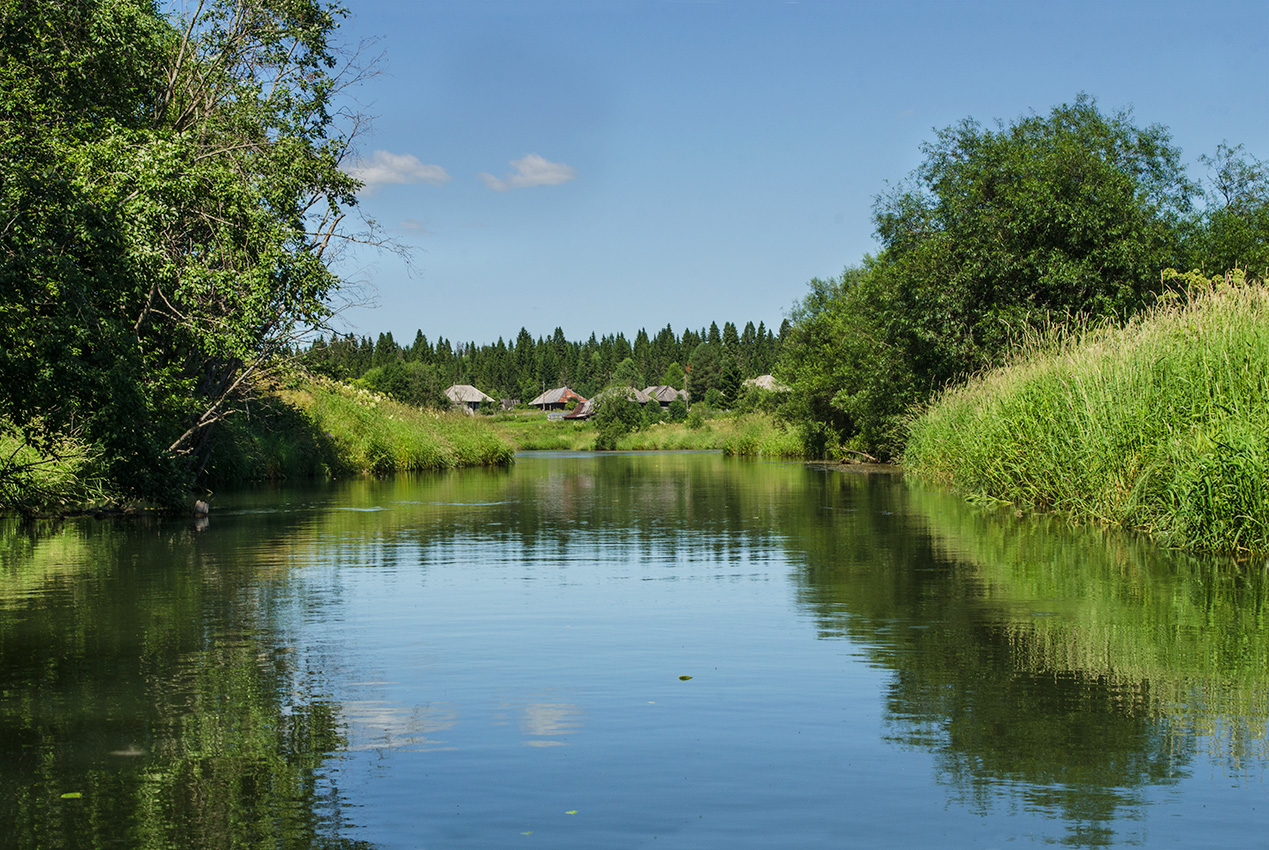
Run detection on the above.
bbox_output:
[2,452,1266,849]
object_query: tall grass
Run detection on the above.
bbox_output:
[904,270,1269,553]
[205,375,513,483]
[0,418,104,515]
[716,413,806,458]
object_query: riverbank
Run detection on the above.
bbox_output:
[0,374,515,516]
[488,409,805,457]
[903,270,1269,554]
[204,375,515,483]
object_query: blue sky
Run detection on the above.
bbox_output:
[329,0,1269,346]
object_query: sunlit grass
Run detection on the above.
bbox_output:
[488,409,806,456]
[207,375,514,482]
[904,270,1269,553]
[0,418,104,514]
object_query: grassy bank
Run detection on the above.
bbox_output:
[903,270,1269,553]
[0,419,105,516]
[206,375,514,483]
[489,409,805,457]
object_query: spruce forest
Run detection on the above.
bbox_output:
[302,320,791,409]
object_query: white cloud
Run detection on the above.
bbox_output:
[347,150,450,187]
[478,154,577,192]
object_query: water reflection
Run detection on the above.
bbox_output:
[0,515,373,850]
[786,470,1268,844]
[2,455,1266,849]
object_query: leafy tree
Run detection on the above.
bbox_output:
[660,361,686,390]
[783,95,1198,458]
[1192,143,1269,274]
[0,0,380,503]
[666,397,688,423]
[359,361,448,410]
[611,356,642,388]
[592,388,643,450]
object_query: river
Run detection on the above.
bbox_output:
[1,452,1265,848]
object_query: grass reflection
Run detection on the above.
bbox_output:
[784,469,1268,844]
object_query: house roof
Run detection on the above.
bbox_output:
[642,385,689,403]
[741,375,791,392]
[445,384,494,404]
[529,386,587,406]
[605,385,653,404]
[563,398,595,419]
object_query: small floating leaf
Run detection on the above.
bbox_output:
[566,810,578,815]
[60,792,82,799]
[678,675,692,681]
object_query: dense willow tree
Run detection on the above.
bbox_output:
[781,96,1203,458]
[0,0,370,503]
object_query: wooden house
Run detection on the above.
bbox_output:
[445,384,494,412]
[529,386,588,411]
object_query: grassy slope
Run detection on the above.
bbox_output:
[205,375,514,483]
[903,272,1269,553]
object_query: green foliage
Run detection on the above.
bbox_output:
[0,417,103,515]
[687,342,722,399]
[592,388,644,450]
[666,397,688,422]
[904,271,1269,553]
[661,361,686,389]
[782,95,1203,459]
[0,0,368,505]
[612,356,642,388]
[357,360,449,410]
[1191,143,1269,274]
[718,413,804,458]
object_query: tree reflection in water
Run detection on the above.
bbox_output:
[788,470,1267,845]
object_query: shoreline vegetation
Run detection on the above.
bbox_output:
[0,373,516,517]
[904,270,1269,554]
[487,408,804,457]
[0,372,806,518]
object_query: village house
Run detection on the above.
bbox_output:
[445,384,494,413]
[642,385,690,407]
[741,375,791,393]
[529,386,588,411]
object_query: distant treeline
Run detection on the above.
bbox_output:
[302,320,792,408]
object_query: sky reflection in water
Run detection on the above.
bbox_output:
[1,453,1266,849]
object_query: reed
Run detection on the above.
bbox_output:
[904,271,1269,553]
